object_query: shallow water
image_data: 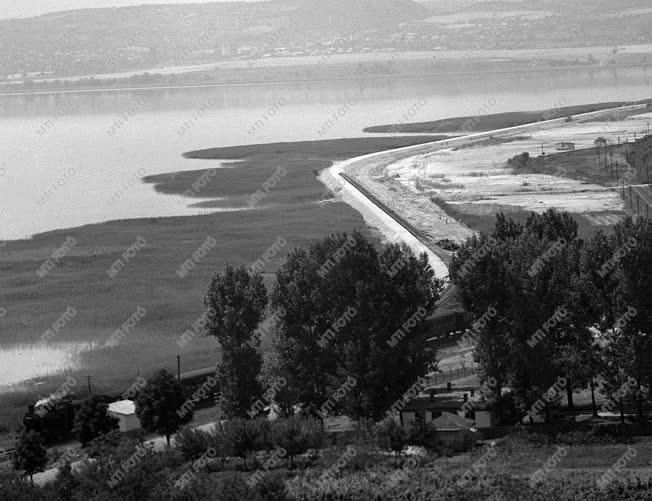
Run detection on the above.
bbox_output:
[0,341,96,389]
[0,67,650,240]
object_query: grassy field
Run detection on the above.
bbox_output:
[363,99,652,134]
[428,197,617,239]
[0,136,443,428]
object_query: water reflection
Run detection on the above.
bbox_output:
[0,342,96,391]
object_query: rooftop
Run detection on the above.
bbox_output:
[108,399,136,415]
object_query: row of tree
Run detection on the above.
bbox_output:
[204,232,440,421]
[451,211,651,422]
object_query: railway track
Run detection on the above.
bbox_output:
[339,172,453,269]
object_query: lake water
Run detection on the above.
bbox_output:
[0,342,96,389]
[0,68,650,242]
[0,67,649,388]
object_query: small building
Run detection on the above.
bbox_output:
[396,392,467,429]
[108,400,141,432]
[555,141,575,151]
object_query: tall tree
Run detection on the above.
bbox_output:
[74,396,120,447]
[204,264,268,418]
[269,232,439,420]
[135,369,193,446]
[600,217,652,421]
[452,210,588,422]
[13,430,47,484]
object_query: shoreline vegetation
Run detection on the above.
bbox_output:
[0,136,441,426]
[364,98,652,133]
[1,100,648,425]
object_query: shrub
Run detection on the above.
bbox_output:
[591,423,637,442]
[207,422,233,470]
[254,472,289,501]
[86,429,123,458]
[73,396,119,447]
[344,447,381,472]
[223,418,269,470]
[270,417,324,468]
[135,369,194,447]
[507,152,530,169]
[375,418,407,467]
[436,239,460,251]
[74,441,182,500]
[177,471,260,500]
[175,426,213,460]
[491,392,522,425]
[406,420,438,450]
[13,430,48,483]
[0,470,45,500]
[47,462,79,501]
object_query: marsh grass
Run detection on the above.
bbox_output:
[0,136,441,428]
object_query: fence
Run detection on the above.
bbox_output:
[428,363,478,387]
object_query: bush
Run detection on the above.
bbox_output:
[254,472,289,501]
[344,447,381,472]
[176,471,260,500]
[491,392,522,425]
[0,470,44,500]
[436,239,460,251]
[375,418,407,467]
[86,429,123,458]
[175,426,213,460]
[73,396,120,447]
[270,417,324,468]
[406,420,438,450]
[507,152,530,169]
[207,422,233,470]
[591,423,638,442]
[223,419,269,470]
[47,462,79,501]
[508,425,638,447]
[13,430,48,483]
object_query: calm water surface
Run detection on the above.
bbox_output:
[0,68,650,386]
[0,68,650,240]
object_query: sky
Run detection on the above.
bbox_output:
[0,0,265,20]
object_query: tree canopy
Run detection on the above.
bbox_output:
[204,264,268,418]
[266,231,440,420]
[135,370,193,445]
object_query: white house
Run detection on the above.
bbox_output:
[108,400,141,432]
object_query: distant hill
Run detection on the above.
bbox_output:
[0,0,430,77]
[0,0,429,51]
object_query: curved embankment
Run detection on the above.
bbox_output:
[319,103,647,280]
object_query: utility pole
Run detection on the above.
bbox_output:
[629,186,633,208]
[615,161,618,186]
[177,354,181,382]
[87,375,93,395]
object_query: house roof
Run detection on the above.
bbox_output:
[431,411,475,430]
[401,395,465,412]
[108,399,136,415]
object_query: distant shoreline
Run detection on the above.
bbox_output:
[1,60,650,98]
